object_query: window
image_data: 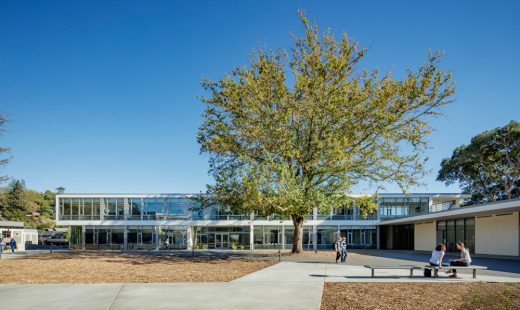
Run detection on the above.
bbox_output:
[129,198,143,220]
[104,198,124,220]
[437,218,475,253]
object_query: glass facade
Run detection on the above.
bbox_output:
[194,226,250,250]
[57,194,466,252]
[436,218,475,253]
[379,197,429,219]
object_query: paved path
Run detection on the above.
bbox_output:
[2,252,520,309]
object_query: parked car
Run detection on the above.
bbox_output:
[42,232,68,245]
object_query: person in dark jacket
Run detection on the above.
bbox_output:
[10,238,16,254]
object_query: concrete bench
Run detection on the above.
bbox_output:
[424,265,487,279]
[364,265,422,278]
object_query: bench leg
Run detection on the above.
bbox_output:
[473,269,476,279]
[434,269,438,278]
[372,269,374,278]
[410,269,413,278]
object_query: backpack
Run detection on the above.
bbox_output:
[423,268,432,277]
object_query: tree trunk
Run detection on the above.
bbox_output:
[291,215,304,254]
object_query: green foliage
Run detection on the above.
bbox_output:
[0,179,57,229]
[347,196,378,217]
[437,121,520,204]
[198,11,454,252]
[1,179,27,221]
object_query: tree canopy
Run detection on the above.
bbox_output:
[0,179,57,229]
[198,11,455,253]
[437,121,520,204]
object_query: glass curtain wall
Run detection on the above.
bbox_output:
[84,226,124,250]
[104,198,124,220]
[379,197,429,219]
[157,226,188,249]
[128,198,143,220]
[337,227,377,249]
[436,218,475,252]
[59,198,101,220]
[194,226,250,250]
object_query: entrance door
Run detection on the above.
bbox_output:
[347,232,353,245]
[215,233,229,249]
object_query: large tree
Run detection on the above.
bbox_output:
[198,12,455,253]
[437,121,520,204]
[0,179,27,221]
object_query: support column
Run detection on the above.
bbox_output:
[123,198,129,221]
[249,224,254,251]
[187,226,193,250]
[376,226,380,250]
[82,225,86,250]
[123,225,128,250]
[282,225,285,250]
[312,207,318,251]
[100,198,105,221]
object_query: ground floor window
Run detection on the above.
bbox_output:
[436,218,475,253]
[317,226,377,249]
[392,224,414,250]
[81,225,189,250]
[194,226,250,250]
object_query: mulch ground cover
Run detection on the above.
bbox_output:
[0,252,275,284]
[321,282,520,310]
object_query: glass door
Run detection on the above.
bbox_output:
[215,233,229,249]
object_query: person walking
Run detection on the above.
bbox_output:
[334,237,342,263]
[340,237,348,263]
[9,238,16,254]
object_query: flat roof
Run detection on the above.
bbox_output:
[56,192,468,198]
[379,198,520,225]
[0,220,24,228]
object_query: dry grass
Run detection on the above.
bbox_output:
[0,252,275,284]
[321,282,520,310]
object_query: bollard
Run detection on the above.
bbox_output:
[278,246,281,262]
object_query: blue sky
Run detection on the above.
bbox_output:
[0,1,519,194]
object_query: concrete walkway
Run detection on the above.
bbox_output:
[0,263,324,310]
[2,257,520,309]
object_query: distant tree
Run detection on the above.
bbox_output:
[0,179,27,220]
[41,190,56,217]
[0,114,10,183]
[56,187,65,194]
[198,11,455,253]
[437,121,520,204]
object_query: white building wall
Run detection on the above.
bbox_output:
[475,212,519,256]
[414,222,436,251]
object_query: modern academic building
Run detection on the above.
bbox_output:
[54,192,520,256]
[380,198,520,257]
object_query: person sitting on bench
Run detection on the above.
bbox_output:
[446,242,472,278]
[429,243,448,268]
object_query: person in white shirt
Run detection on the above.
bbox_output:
[429,243,447,267]
[447,242,472,278]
